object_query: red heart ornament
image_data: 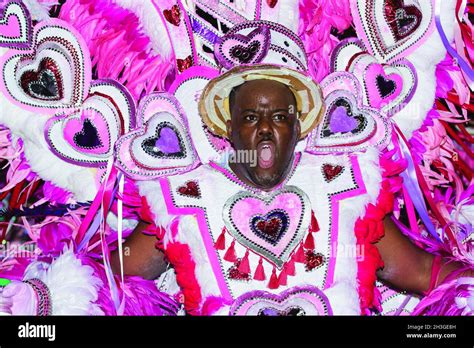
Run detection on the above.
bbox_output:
[322,164,344,182]
[177,55,193,73]
[305,251,325,272]
[20,57,64,101]
[163,5,181,26]
[384,0,422,42]
[266,0,278,8]
[177,181,201,198]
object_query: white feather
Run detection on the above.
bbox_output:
[0,93,98,201]
[24,248,104,315]
[22,0,58,21]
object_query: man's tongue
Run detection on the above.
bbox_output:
[257,142,275,169]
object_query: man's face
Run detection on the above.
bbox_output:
[226,79,301,189]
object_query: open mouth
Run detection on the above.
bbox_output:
[256,141,275,169]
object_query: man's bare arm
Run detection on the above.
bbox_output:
[376,216,470,294]
[110,221,168,280]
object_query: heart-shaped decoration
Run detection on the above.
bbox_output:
[115,92,199,180]
[386,0,422,41]
[0,20,91,113]
[214,26,271,70]
[0,1,32,49]
[140,122,186,159]
[305,250,325,272]
[72,119,103,150]
[350,0,434,62]
[306,75,391,154]
[45,80,134,167]
[227,259,251,281]
[223,186,310,268]
[163,4,181,26]
[322,164,344,182]
[369,68,401,108]
[351,54,417,115]
[266,0,278,8]
[177,181,201,198]
[230,286,332,316]
[330,40,417,115]
[251,209,289,246]
[176,55,193,73]
[20,57,63,101]
[320,97,373,139]
[63,109,110,155]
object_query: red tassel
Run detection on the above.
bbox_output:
[254,257,266,281]
[268,266,279,289]
[294,242,306,263]
[223,240,237,263]
[278,268,287,286]
[238,250,251,274]
[285,257,295,276]
[310,210,320,233]
[304,231,315,250]
[214,227,226,250]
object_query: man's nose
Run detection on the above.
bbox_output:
[257,116,273,138]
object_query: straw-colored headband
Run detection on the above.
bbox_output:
[199,64,324,140]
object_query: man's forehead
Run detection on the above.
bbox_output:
[232,79,297,106]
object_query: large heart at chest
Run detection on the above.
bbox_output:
[223,186,310,268]
[230,286,333,316]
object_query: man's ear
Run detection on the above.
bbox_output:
[226,119,232,140]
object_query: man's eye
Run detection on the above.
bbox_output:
[244,114,258,122]
[273,114,287,121]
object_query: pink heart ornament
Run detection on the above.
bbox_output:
[230,286,333,315]
[62,109,111,155]
[115,92,200,180]
[214,26,271,70]
[223,186,311,268]
[306,73,391,154]
[45,80,134,167]
[349,54,417,116]
[0,1,31,48]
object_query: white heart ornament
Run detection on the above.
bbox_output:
[45,80,134,167]
[306,72,391,154]
[351,0,435,62]
[115,92,199,180]
[349,54,418,116]
[0,19,91,113]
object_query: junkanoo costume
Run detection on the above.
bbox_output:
[0,0,472,316]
